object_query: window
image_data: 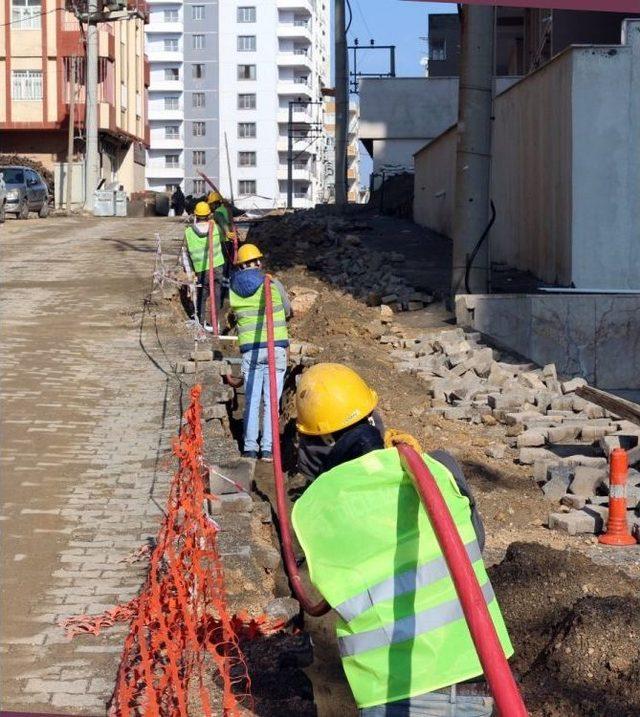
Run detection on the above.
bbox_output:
[192,63,205,79]
[294,75,309,85]
[11,0,41,29]
[165,125,179,139]
[237,64,256,80]
[11,70,42,100]
[192,4,204,20]
[193,34,205,50]
[165,96,179,110]
[165,154,180,168]
[192,92,205,108]
[238,180,256,196]
[237,35,256,52]
[238,151,256,167]
[164,67,179,81]
[238,122,256,138]
[163,8,178,22]
[193,150,205,166]
[164,38,178,52]
[429,39,446,61]
[237,6,255,22]
[192,121,206,137]
[237,93,256,110]
[193,179,205,194]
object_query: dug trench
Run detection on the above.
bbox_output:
[237,209,640,717]
[158,211,640,716]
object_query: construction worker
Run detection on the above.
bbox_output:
[207,190,232,236]
[291,363,512,716]
[184,201,227,331]
[229,243,292,461]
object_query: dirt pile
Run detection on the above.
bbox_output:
[489,542,640,716]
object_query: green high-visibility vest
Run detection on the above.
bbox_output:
[214,204,231,231]
[291,448,514,709]
[184,222,224,273]
[229,280,289,351]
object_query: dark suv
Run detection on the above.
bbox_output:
[1,166,50,219]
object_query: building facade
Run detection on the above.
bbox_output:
[145,0,331,209]
[0,0,149,196]
[322,92,360,203]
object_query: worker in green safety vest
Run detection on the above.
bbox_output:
[291,363,514,716]
[207,190,233,237]
[229,243,292,461]
[183,201,230,331]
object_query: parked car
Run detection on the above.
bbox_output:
[0,166,50,219]
[0,174,6,223]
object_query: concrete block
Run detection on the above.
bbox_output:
[561,377,588,394]
[570,466,608,498]
[191,348,214,362]
[550,396,574,412]
[265,597,300,625]
[488,393,528,410]
[443,406,472,421]
[533,460,553,482]
[519,371,547,391]
[542,363,558,381]
[547,425,581,444]
[488,362,514,387]
[219,492,253,513]
[204,404,227,420]
[580,424,615,442]
[561,495,586,510]
[548,507,606,535]
[543,473,572,501]
[485,444,506,459]
[517,430,547,448]
[176,360,196,374]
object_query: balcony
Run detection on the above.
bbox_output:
[277,22,312,42]
[148,107,182,120]
[277,78,313,98]
[277,165,312,181]
[146,164,185,178]
[146,49,183,63]
[149,79,182,92]
[150,137,183,150]
[146,21,183,33]
[277,52,312,71]
[276,136,314,153]
[277,0,313,11]
[277,108,314,124]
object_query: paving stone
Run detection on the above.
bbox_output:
[548,507,606,535]
[264,597,300,625]
[190,348,214,362]
[547,425,581,444]
[542,471,573,501]
[561,377,588,394]
[176,360,196,374]
[561,495,586,510]
[517,430,547,448]
[485,444,506,459]
[570,466,608,498]
[550,396,574,412]
[581,424,616,442]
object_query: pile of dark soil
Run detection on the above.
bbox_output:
[489,542,640,716]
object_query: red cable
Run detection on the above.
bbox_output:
[397,444,528,717]
[207,221,218,336]
[264,275,330,617]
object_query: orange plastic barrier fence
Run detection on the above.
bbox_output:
[59,386,278,716]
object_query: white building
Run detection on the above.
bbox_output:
[145,0,331,209]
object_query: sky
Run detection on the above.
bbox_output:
[340,1,457,188]
[343,1,458,79]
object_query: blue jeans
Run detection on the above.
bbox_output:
[241,347,286,454]
[360,688,494,717]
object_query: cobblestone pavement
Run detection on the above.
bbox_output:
[0,216,189,713]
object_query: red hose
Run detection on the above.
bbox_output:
[207,221,218,336]
[264,274,330,617]
[397,444,528,717]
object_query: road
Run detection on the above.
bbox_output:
[0,215,183,713]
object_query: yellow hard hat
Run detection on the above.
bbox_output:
[296,363,378,436]
[235,243,263,265]
[194,201,211,218]
[207,190,221,203]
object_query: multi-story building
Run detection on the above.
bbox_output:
[0,0,149,196]
[145,0,331,209]
[322,91,360,203]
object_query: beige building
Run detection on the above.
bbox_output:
[322,92,361,203]
[0,0,150,196]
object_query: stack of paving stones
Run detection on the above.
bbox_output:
[248,211,434,312]
[381,323,640,537]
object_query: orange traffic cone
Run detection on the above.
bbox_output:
[599,448,636,546]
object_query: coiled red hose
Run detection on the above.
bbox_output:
[264,274,330,617]
[397,444,528,717]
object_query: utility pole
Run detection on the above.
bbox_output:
[334,0,348,208]
[84,0,100,211]
[66,56,76,213]
[451,5,495,296]
[287,101,294,209]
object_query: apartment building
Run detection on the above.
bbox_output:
[0,0,149,196]
[145,0,331,209]
[322,93,360,203]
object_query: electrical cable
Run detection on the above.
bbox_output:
[464,200,496,294]
[345,0,353,34]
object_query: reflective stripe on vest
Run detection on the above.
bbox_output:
[338,580,495,658]
[291,448,514,709]
[230,282,288,349]
[185,222,224,272]
[335,539,482,624]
